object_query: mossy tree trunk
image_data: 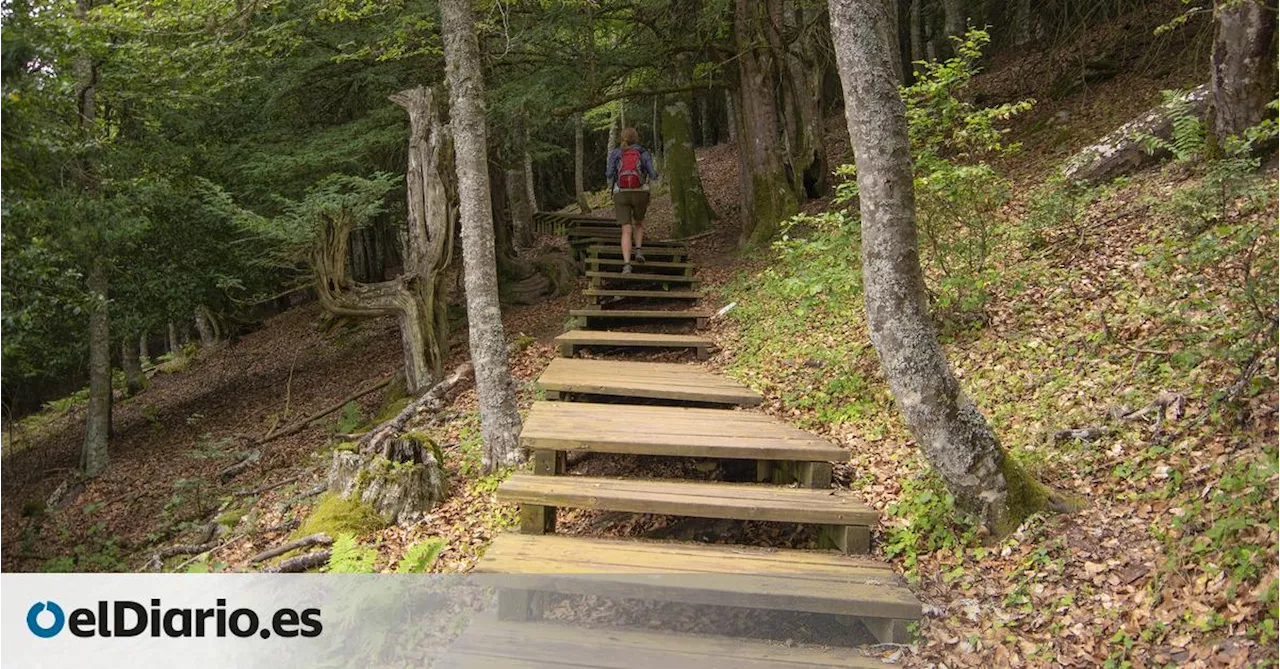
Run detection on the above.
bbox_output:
[120,339,145,397]
[1210,0,1277,144]
[574,115,591,212]
[662,54,717,238]
[733,0,798,248]
[441,0,524,471]
[830,0,1058,533]
[313,87,455,393]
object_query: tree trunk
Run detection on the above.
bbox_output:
[663,91,718,237]
[194,307,216,348]
[782,4,831,199]
[121,339,145,397]
[507,168,533,249]
[606,106,620,159]
[523,147,539,214]
[441,0,524,471]
[940,0,968,57]
[83,257,111,477]
[830,0,1052,532]
[138,332,150,364]
[725,89,739,143]
[1210,0,1277,143]
[734,0,798,247]
[897,0,915,85]
[167,321,179,353]
[312,87,455,392]
[574,116,591,212]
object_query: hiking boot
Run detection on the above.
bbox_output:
[622,263,633,274]
[634,249,646,264]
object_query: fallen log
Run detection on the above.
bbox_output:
[264,550,331,573]
[249,533,333,564]
[1061,85,1211,184]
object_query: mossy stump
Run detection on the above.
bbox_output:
[326,433,447,526]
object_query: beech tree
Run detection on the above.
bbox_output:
[1210,0,1277,143]
[829,0,1059,532]
[440,0,524,471]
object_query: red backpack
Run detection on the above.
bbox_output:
[617,147,644,189]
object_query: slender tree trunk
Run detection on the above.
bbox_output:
[508,115,534,248]
[1210,0,1277,143]
[574,116,591,212]
[782,4,831,199]
[76,0,110,477]
[194,307,216,348]
[897,0,915,85]
[121,339,145,397]
[138,332,150,364]
[441,0,523,471]
[725,89,739,143]
[830,0,1054,532]
[523,145,539,214]
[167,321,179,353]
[606,106,620,159]
[910,0,925,63]
[734,0,798,247]
[83,258,111,476]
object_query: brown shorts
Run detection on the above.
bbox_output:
[613,190,650,226]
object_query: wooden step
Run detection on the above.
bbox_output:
[536,358,761,406]
[556,329,713,359]
[577,237,688,247]
[587,257,696,274]
[569,309,710,328]
[583,288,703,303]
[474,534,920,642]
[521,400,845,463]
[440,620,890,668]
[588,245,689,257]
[500,474,876,553]
[587,271,700,289]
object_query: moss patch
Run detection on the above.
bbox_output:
[292,494,387,539]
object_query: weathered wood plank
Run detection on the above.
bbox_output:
[474,534,922,620]
[520,401,845,461]
[584,288,703,300]
[440,621,890,668]
[536,358,756,405]
[499,474,877,527]
[585,271,699,284]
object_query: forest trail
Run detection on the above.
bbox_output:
[449,219,920,664]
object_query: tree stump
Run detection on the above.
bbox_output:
[326,434,447,526]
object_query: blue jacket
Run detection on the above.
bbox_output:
[606,144,659,189]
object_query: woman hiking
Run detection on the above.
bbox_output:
[605,127,660,274]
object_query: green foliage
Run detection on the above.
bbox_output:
[882,474,978,576]
[326,533,379,573]
[1137,89,1207,162]
[915,162,1008,319]
[336,402,364,435]
[1222,100,1280,157]
[395,538,446,573]
[295,494,388,539]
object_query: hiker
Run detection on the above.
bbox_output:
[606,127,659,274]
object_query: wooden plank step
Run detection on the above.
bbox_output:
[501,474,877,526]
[570,309,710,328]
[520,401,846,462]
[587,271,700,289]
[583,288,703,302]
[575,237,688,247]
[588,257,696,272]
[474,534,921,634]
[588,245,688,256]
[441,620,889,668]
[555,329,713,359]
[534,357,762,404]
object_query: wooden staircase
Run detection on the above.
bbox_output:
[456,224,920,665]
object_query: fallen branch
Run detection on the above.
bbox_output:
[256,373,396,446]
[233,475,300,497]
[218,449,261,483]
[1053,427,1111,442]
[156,539,219,561]
[249,533,333,564]
[358,361,474,455]
[258,517,301,535]
[264,550,331,573]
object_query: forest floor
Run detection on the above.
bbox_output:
[4,18,1277,668]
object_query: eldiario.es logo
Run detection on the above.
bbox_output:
[26,599,321,639]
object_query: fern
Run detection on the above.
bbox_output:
[335,401,363,434]
[1137,89,1206,162]
[326,533,378,573]
[395,538,446,573]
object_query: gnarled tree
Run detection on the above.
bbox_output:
[830,0,1062,532]
[312,86,455,393]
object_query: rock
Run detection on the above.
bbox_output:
[326,433,447,526]
[1061,85,1211,184]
